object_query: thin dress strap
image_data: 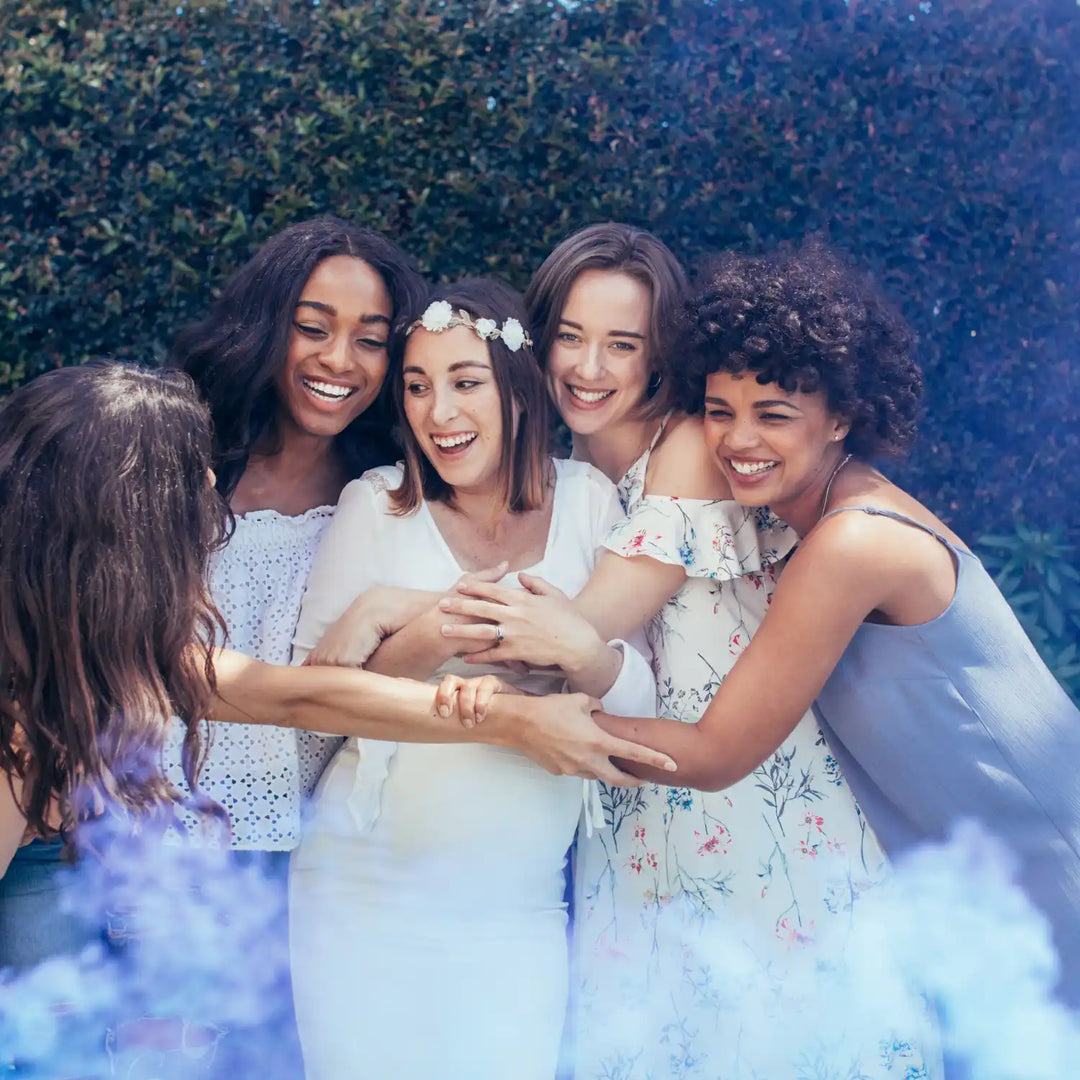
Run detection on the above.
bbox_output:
[820,505,957,550]
[648,409,675,453]
[618,411,676,510]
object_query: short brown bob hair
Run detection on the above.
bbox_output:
[390,279,551,515]
[524,222,688,418]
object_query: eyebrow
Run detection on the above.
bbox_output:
[296,300,390,326]
[559,318,645,341]
[402,360,492,375]
[704,396,802,411]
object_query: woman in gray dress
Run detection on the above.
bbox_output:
[579,243,1080,1015]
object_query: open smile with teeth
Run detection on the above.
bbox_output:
[303,377,356,402]
[432,432,478,450]
[567,385,615,404]
[729,459,779,476]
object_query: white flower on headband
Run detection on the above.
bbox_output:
[500,318,527,352]
[420,300,454,333]
[406,303,533,352]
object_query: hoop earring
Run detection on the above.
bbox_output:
[647,371,663,396]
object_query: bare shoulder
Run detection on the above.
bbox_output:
[797,489,961,603]
[646,414,732,500]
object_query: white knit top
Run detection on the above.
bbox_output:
[165,506,343,850]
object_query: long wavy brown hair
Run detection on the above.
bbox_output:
[0,363,228,849]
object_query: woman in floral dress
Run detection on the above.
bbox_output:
[442,224,935,1078]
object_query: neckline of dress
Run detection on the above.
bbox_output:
[419,458,565,577]
[233,504,336,525]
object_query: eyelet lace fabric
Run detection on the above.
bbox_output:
[165,506,343,850]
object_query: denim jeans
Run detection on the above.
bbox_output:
[0,843,302,1079]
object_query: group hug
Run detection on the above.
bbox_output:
[1,217,1077,1080]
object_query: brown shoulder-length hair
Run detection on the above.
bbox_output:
[390,279,551,516]
[0,362,228,850]
[524,222,688,419]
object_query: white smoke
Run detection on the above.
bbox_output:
[1,819,1075,1078]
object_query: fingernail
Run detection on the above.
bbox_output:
[664,760,678,772]
[438,705,450,718]
[438,598,452,610]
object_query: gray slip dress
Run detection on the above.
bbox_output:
[813,506,1080,1008]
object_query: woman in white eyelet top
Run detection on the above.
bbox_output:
[162,217,427,1077]
[164,506,342,848]
[165,221,425,852]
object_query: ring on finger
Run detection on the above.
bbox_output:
[493,624,505,647]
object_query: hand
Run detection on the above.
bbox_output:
[433,673,522,728]
[437,573,604,673]
[307,585,434,668]
[308,565,508,669]
[493,692,678,786]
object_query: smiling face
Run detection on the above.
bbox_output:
[703,371,850,511]
[545,269,652,437]
[274,255,393,440]
[401,325,507,497]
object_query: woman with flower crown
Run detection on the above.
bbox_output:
[286,279,659,1080]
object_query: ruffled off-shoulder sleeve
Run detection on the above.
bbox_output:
[603,496,797,581]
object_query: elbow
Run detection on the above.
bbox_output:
[674,728,747,792]
[676,762,734,793]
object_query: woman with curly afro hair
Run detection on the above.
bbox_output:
[592,243,1080,1022]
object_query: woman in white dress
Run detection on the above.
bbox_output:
[288,279,658,1080]
[437,225,933,1078]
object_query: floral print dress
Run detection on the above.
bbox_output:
[570,418,938,1080]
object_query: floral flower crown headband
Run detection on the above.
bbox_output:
[406,300,532,352]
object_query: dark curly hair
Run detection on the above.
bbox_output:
[673,244,922,457]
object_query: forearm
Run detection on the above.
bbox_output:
[593,711,761,791]
[211,649,488,744]
[364,607,458,679]
[574,552,685,643]
[562,640,624,698]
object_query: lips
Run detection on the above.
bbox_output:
[728,459,779,477]
[431,432,478,455]
[565,384,615,408]
[301,377,357,403]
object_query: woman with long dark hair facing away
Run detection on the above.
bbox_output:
[0,362,674,1078]
[434,226,931,1078]
[287,279,658,1080]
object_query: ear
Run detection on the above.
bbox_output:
[829,416,851,443]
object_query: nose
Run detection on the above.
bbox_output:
[723,414,760,453]
[576,341,605,382]
[319,332,353,376]
[429,386,459,427]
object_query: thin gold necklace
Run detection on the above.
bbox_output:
[819,453,854,520]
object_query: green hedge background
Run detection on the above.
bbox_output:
[2,0,1079,687]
